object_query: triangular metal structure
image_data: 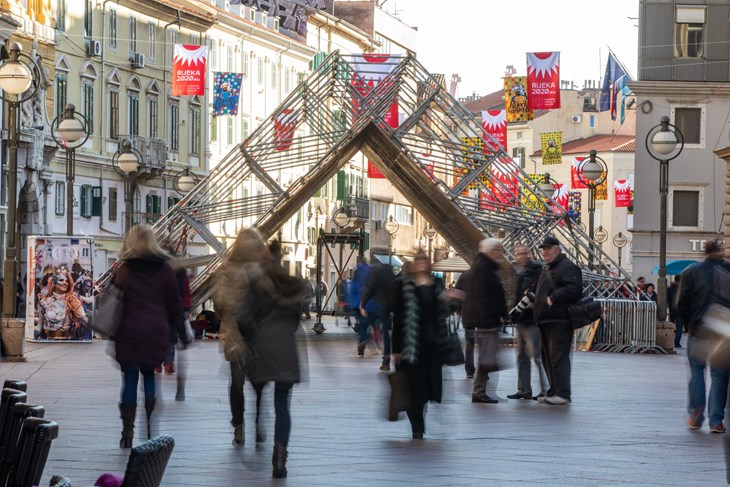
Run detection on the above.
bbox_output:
[100,52,632,304]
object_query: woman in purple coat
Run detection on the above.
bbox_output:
[114,225,187,448]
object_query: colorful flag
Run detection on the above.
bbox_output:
[568,192,582,223]
[351,54,398,128]
[212,72,243,117]
[274,109,298,151]
[481,110,507,150]
[526,52,561,110]
[614,179,632,207]
[172,44,207,96]
[553,182,570,211]
[570,157,588,189]
[541,132,562,165]
[600,52,633,121]
[504,77,534,122]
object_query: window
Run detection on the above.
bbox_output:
[242,116,249,140]
[271,63,277,89]
[146,194,161,222]
[675,5,705,58]
[109,90,119,139]
[285,67,291,92]
[148,98,158,139]
[128,92,139,135]
[170,103,179,151]
[671,105,705,147]
[670,188,701,228]
[227,46,233,71]
[589,114,596,129]
[92,186,102,216]
[148,22,157,59]
[109,9,117,48]
[210,41,217,70]
[210,114,218,142]
[242,51,249,78]
[191,106,201,155]
[80,185,93,218]
[257,58,264,86]
[512,147,526,168]
[84,0,93,38]
[168,196,180,210]
[227,117,234,146]
[55,75,67,120]
[83,82,94,134]
[109,187,118,221]
[129,17,137,54]
[55,181,65,216]
[57,0,66,32]
[394,204,413,225]
[297,72,306,84]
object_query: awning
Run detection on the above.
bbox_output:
[373,253,404,267]
[432,256,471,272]
[651,259,699,275]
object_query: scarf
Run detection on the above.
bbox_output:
[401,278,450,365]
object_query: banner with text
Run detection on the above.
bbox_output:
[540,132,562,165]
[172,44,207,96]
[570,156,588,188]
[614,179,631,207]
[504,77,534,122]
[526,52,561,110]
[481,110,507,150]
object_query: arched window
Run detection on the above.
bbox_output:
[80,62,98,134]
[127,76,141,136]
[107,69,121,139]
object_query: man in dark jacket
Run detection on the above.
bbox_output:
[507,243,547,401]
[455,270,474,378]
[678,240,730,433]
[360,261,396,370]
[533,236,582,405]
[463,238,507,404]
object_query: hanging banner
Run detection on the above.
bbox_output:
[570,157,588,189]
[490,159,519,206]
[351,54,399,128]
[274,109,298,151]
[526,52,561,110]
[421,153,435,180]
[504,77,534,122]
[172,45,207,96]
[568,192,582,223]
[521,174,545,212]
[541,132,562,165]
[26,236,94,342]
[553,183,570,211]
[481,110,507,150]
[367,161,385,178]
[212,72,243,117]
[596,173,608,201]
[455,137,487,195]
[614,179,631,207]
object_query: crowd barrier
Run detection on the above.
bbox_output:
[591,299,664,354]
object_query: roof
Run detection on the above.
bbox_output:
[531,134,636,157]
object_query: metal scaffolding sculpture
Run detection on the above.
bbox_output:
[99,52,633,304]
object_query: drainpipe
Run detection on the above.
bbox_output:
[100,0,118,157]
[162,11,182,157]
[98,169,116,235]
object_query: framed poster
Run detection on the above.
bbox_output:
[26,237,94,342]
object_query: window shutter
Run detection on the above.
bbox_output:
[109,187,118,221]
[91,186,102,216]
[146,194,153,214]
[336,171,346,201]
[80,185,89,217]
[154,195,161,214]
[364,233,370,250]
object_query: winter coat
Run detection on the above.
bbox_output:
[237,262,306,385]
[113,254,184,368]
[462,253,507,330]
[533,253,583,325]
[348,263,371,310]
[513,260,543,325]
[361,263,396,314]
[678,258,730,335]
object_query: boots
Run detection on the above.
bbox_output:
[144,397,156,439]
[119,403,136,448]
[272,443,288,478]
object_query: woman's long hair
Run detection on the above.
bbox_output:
[45,272,85,323]
[121,224,168,260]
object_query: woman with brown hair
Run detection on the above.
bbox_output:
[37,271,88,339]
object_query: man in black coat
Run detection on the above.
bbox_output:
[463,238,507,404]
[455,270,474,378]
[533,236,582,405]
[507,243,547,401]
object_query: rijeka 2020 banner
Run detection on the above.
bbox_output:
[526,52,561,110]
[481,110,507,150]
[173,44,208,96]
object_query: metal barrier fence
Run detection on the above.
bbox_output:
[592,299,664,354]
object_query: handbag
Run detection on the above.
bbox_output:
[442,319,465,366]
[386,371,410,421]
[544,271,602,330]
[91,267,127,337]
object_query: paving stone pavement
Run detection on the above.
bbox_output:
[0,324,725,487]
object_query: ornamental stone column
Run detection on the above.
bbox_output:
[713,147,730,258]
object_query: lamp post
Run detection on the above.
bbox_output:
[594,225,608,248]
[538,172,557,200]
[51,104,89,236]
[384,215,399,267]
[578,150,608,270]
[646,115,684,321]
[424,225,437,263]
[174,167,198,194]
[613,232,628,267]
[0,42,40,319]
[111,140,142,233]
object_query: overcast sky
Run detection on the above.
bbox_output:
[384,0,639,98]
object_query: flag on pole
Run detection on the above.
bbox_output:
[212,72,243,116]
[526,52,561,110]
[504,77,534,122]
[600,52,633,121]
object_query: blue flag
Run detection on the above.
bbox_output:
[600,52,632,121]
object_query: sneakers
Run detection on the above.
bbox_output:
[544,395,571,405]
[710,423,726,434]
[233,424,244,445]
[688,409,704,430]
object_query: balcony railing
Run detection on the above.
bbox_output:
[347,196,370,220]
[126,211,162,226]
[117,135,167,169]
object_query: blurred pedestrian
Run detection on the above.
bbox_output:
[113,225,187,448]
[454,270,473,379]
[361,260,396,370]
[678,240,730,433]
[533,236,582,405]
[507,243,547,401]
[350,257,372,356]
[640,283,658,303]
[391,251,451,439]
[158,246,192,376]
[668,275,682,347]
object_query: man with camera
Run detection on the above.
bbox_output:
[507,244,548,401]
[533,236,582,405]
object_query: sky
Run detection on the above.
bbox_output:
[383,0,639,99]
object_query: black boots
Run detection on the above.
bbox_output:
[119,403,136,448]
[144,397,156,439]
[272,443,288,478]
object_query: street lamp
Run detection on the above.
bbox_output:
[51,104,90,236]
[578,150,608,243]
[613,232,628,267]
[424,225,437,263]
[384,215,399,267]
[111,139,142,233]
[538,172,557,200]
[0,42,41,319]
[594,225,608,247]
[646,115,684,321]
[173,167,198,194]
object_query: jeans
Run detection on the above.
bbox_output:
[121,364,155,405]
[359,310,391,364]
[252,382,293,446]
[472,329,499,397]
[674,315,683,347]
[515,323,548,396]
[464,328,476,377]
[539,322,573,400]
[229,362,247,427]
[687,335,729,425]
[709,367,730,426]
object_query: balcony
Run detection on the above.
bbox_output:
[117,135,167,171]
[127,211,162,226]
[347,196,370,221]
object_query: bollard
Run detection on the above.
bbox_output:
[1,319,26,362]
[656,321,676,353]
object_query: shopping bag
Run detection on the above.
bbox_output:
[442,328,465,366]
[387,371,410,422]
[92,267,126,337]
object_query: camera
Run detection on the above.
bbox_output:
[509,291,535,322]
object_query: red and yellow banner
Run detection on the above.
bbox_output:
[570,157,588,188]
[596,173,608,201]
[504,77,534,122]
[526,52,561,110]
[614,179,631,207]
[541,132,562,165]
[172,44,207,96]
[481,110,507,150]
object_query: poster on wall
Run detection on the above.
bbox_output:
[26,237,94,342]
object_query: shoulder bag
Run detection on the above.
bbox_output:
[441,315,466,366]
[545,271,602,330]
[91,266,127,337]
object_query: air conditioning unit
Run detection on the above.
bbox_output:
[131,52,145,69]
[87,40,101,57]
[571,115,582,123]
